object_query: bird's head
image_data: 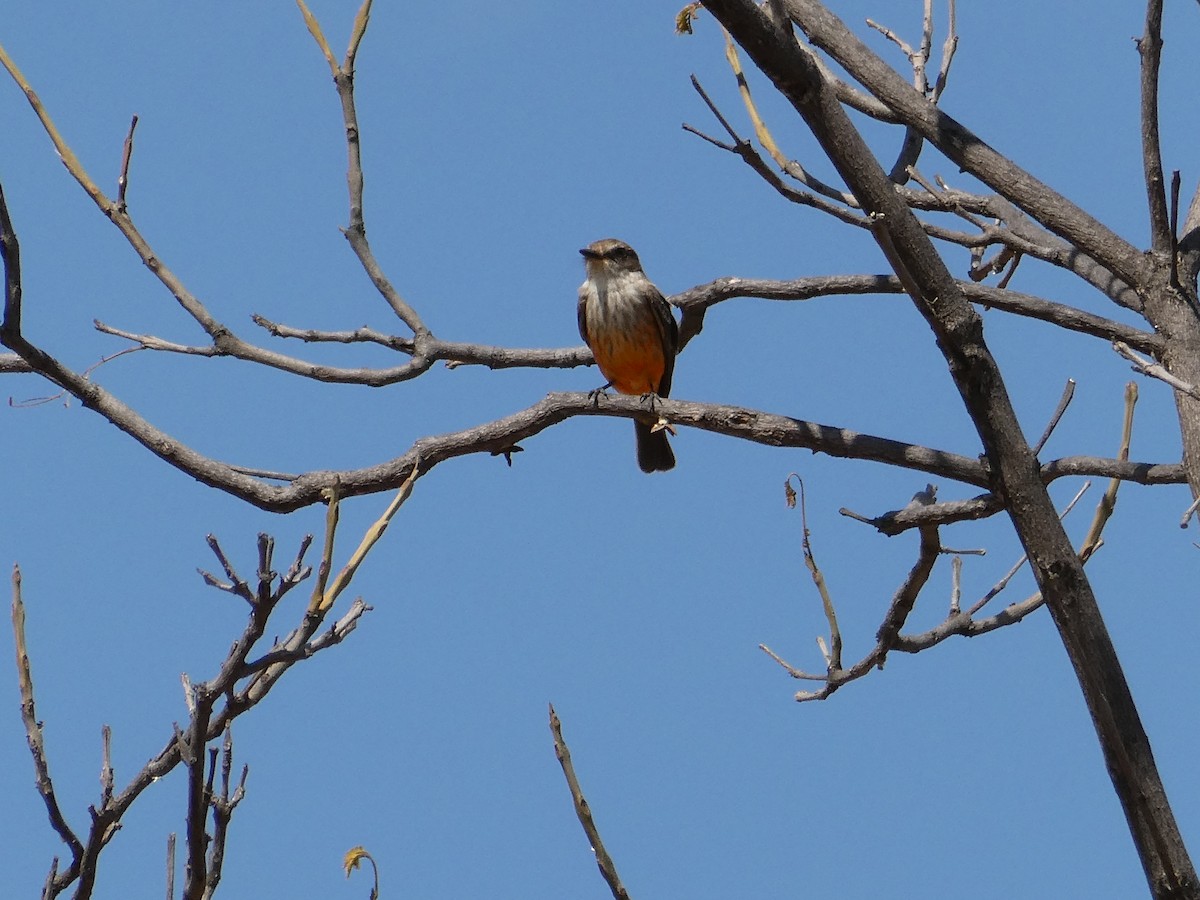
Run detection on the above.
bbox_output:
[580,239,644,277]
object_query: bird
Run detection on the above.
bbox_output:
[577,238,679,473]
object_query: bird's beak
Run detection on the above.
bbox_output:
[580,247,601,259]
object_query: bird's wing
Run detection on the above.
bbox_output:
[577,283,592,346]
[650,285,679,398]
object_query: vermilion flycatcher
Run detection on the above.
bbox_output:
[577,238,679,473]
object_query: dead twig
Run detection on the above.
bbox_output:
[548,705,632,900]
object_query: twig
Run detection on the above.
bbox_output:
[1113,340,1200,400]
[8,344,143,410]
[100,312,593,382]
[293,0,338,75]
[996,249,1023,289]
[548,705,632,900]
[787,458,1106,703]
[901,388,1132,653]
[1077,383,1137,558]
[344,0,374,73]
[1170,169,1181,288]
[205,726,247,896]
[309,483,341,613]
[865,18,916,63]
[166,833,176,900]
[3,23,438,390]
[295,0,425,334]
[930,0,958,102]
[687,74,741,147]
[1137,0,1170,253]
[315,464,421,614]
[100,725,114,809]
[670,273,1163,355]
[255,533,275,606]
[758,643,827,681]
[12,565,84,866]
[785,474,842,670]
[279,535,314,596]
[1182,493,1200,530]
[182,685,212,899]
[1032,378,1076,456]
[966,481,1091,617]
[200,535,252,603]
[116,114,139,212]
[873,517,940,663]
[721,31,854,204]
[948,555,963,615]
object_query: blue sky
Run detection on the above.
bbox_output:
[3,3,1199,897]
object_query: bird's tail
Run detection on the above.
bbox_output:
[635,421,675,473]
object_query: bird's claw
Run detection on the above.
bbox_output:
[587,385,611,406]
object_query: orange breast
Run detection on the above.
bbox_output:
[588,320,666,395]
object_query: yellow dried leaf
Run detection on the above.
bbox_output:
[344,846,370,877]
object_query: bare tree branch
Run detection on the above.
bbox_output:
[872,516,940,664]
[1032,379,1076,456]
[204,728,247,898]
[673,273,1161,353]
[785,475,842,670]
[781,0,1150,290]
[1115,340,1200,400]
[16,503,381,898]
[296,0,425,337]
[182,686,213,900]
[685,73,1145,312]
[116,115,138,213]
[166,833,176,900]
[869,0,961,183]
[11,565,84,879]
[549,705,632,900]
[95,314,593,382]
[778,386,1130,704]
[701,2,1195,891]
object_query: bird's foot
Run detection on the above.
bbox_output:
[587,384,611,406]
[637,393,674,435]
